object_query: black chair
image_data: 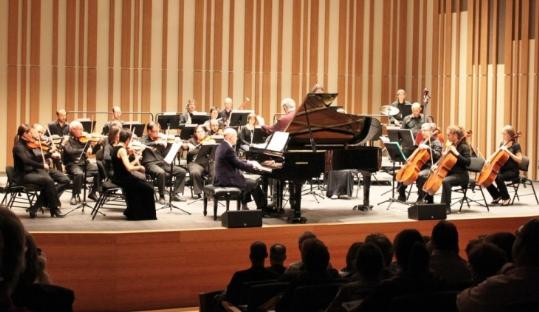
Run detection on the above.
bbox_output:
[453,157,489,212]
[505,156,539,205]
[203,185,242,220]
[244,281,289,312]
[388,290,458,312]
[2,166,40,211]
[199,290,225,312]
[90,160,124,220]
[289,283,342,312]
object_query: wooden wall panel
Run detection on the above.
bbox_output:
[1,0,538,178]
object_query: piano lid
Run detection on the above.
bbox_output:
[284,93,379,145]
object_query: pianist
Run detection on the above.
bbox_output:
[262,98,296,134]
[214,128,267,211]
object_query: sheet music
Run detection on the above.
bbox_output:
[266,131,289,152]
[164,142,181,164]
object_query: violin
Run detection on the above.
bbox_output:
[78,132,105,143]
[422,130,472,196]
[476,131,521,187]
[396,129,440,185]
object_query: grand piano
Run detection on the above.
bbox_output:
[246,93,382,223]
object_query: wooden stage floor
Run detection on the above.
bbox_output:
[4,178,539,311]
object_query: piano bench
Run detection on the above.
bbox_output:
[203,185,242,221]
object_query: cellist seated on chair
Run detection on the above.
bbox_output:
[417,126,471,211]
[397,123,442,201]
[484,125,522,206]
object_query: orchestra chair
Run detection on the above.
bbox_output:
[505,156,539,205]
[90,161,124,220]
[202,185,242,220]
[453,157,490,213]
[2,166,40,211]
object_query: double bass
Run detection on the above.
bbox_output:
[422,130,472,196]
[395,128,440,185]
[476,131,521,187]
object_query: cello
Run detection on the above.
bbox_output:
[476,131,521,187]
[422,130,472,196]
[395,128,440,185]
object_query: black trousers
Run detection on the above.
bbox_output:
[19,169,60,210]
[66,162,100,196]
[486,170,519,200]
[48,169,71,198]
[417,170,468,206]
[415,169,435,202]
[187,162,207,195]
[146,162,187,196]
[243,177,267,210]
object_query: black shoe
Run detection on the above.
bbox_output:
[491,197,501,204]
[50,208,65,218]
[88,192,98,201]
[29,205,39,218]
[398,194,407,202]
[241,203,249,210]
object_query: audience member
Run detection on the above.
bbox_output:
[282,231,317,276]
[365,233,395,277]
[485,232,516,262]
[457,218,539,311]
[466,242,507,285]
[340,242,363,279]
[429,221,472,289]
[268,244,287,277]
[224,241,276,305]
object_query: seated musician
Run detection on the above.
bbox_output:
[486,125,522,206]
[12,124,65,218]
[181,99,197,124]
[141,122,187,204]
[401,102,425,138]
[219,97,234,126]
[101,106,123,135]
[203,107,224,130]
[416,126,471,211]
[184,125,216,198]
[48,109,70,136]
[262,98,296,134]
[63,121,101,205]
[208,119,224,136]
[214,128,267,210]
[391,89,411,122]
[397,123,442,202]
[96,121,123,176]
[238,113,259,152]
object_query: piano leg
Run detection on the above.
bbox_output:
[354,171,373,212]
[287,181,307,224]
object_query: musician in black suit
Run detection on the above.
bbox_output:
[219,97,233,126]
[180,99,197,124]
[47,109,69,136]
[213,128,267,210]
[184,125,216,198]
[141,122,187,204]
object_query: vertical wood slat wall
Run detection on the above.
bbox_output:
[1,0,538,178]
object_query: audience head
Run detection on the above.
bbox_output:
[118,129,133,145]
[69,121,84,137]
[396,89,407,102]
[281,98,296,113]
[223,128,238,145]
[356,243,384,282]
[365,233,394,267]
[394,229,425,271]
[224,97,233,111]
[301,238,330,273]
[56,109,67,123]
[270,244,287,266]
[112,106,122,120]
[0,207,27,294]
[431,221,460,253]
[468,242,507,284]
[186,99,196,113]
[485,232,516,262]
[512,219,539,267]
[411,102,422,116]
[18,233,49,287]
[298,231,317,252]
[344,242,363,272]
[249,241,268,267]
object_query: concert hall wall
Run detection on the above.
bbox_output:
[1,0,538,178]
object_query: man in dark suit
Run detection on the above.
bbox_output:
[180,99,197,124]
[219,97,234,126]
[263,98,296,134]
[48,109,69,136]
[213,128,267,210]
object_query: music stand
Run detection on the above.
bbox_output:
[156,113,182,131]
[179,125,197,140]
[229,110,254,127]
[122,122,145,137]
[78,119,96,133]
[388,129,416,148]
[252,128,267,144]
[377,141,410,210]
[398,103,412,119]
[158,141,191,214]
[191,113,210,125]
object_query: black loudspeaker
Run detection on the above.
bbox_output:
[221,210,263,228]
[408,204,447,220]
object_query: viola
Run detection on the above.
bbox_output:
[422,130,472,196]
[476,131,521,187]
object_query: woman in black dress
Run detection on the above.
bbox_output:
[111,130,156,220]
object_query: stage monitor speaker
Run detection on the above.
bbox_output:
[221,210,263,228]
[408,204,447,220]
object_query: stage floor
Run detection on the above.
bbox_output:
[5,175,538,232]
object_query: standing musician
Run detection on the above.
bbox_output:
[181,99,197,125]
[48,109,70,136]
[140,122,187,204]
[219,97,234,126]
[184,125,216,198]
[486,125,522,206]
[12,124,65,218]
[416,126,471,210]
[401,102,425,138]
[390,89,411,122]
[63,121,101,205]
[102,106,123,135]
[262,98,296,134]
[397,123,443,202]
